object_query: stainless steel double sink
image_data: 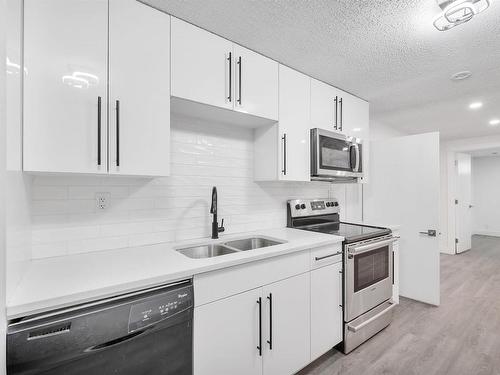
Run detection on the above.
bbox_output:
[176,237,285,259]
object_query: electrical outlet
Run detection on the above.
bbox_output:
[95,192,111,210]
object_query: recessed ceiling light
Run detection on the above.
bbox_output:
[493,152,498,155]
[469,102,483,110]
[489,119,500,126]
[451,71,472,81]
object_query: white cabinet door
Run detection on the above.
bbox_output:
[310,78,341,132]
[341,92,369,139]
[194,288,263,375]
[279,65,311,182]
[23,0,108,174]
[233,45,278,120]
[263,273,310,375]
[109,0,170,176]
[311,262,343,361]
[171,17,233,110]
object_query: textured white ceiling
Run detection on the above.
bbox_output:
[143,0,500,140]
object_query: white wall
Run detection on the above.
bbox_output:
[28,116,361,259]
[471,156,500,237]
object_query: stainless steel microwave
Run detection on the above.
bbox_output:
[310,128,363,181]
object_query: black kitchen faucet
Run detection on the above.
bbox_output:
[210,186,225,239]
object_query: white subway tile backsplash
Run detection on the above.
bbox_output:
[29,117,356,259]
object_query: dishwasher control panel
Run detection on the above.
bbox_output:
[128,285,193,333]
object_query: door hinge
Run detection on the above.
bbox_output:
[455,238,459,244]
[455,199,458,204]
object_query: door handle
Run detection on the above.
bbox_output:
[334,96,338,130]
[419,229,437,237]
[257,297,262,356]
[339,97,343,131]
[266,293,273,350]
[237,56,242,105]
[227,52,232,102]
[97,96,102,166]
[115,100,120,167]
[281,133,287,175]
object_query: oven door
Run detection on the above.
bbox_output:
[310,128,362,178]
[344,236,395,322]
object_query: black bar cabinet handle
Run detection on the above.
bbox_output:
[237,56,242,105]
[97,96,101,166]
[334,96,338,129]
[227,52,232,102]
[339,97,343,131]
[282,133,287,175]
[116,100,120,167]
[257,297,262,356]
[339,269,343,308]
[267,293,273,350]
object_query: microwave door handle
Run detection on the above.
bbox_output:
[354,143,360,172]
[349,145,356,170]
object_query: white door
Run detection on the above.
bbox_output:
[310,262,343,361]
[454,153,472,253]
[364,132,440,306]
[233,45,278,120]
[109,0,170,176]
[194,288,263,375]
[171,17,233,110]
[278,65,310,182]
[23,0,108,174]
[263,273,310,375]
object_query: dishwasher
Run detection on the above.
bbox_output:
[7,280,193,375]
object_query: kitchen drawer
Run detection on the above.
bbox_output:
[310,243,342,270]
[194,251,309,306]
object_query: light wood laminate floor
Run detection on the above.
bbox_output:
[299,235,500,375]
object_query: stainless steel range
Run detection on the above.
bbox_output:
[287,198,397,354]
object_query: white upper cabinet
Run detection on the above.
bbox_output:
[23,0,170,177]
[310,78,369,137]
[254,65,310,181]
[171,17,278,121]
[278,65,311,182]
[310,78,340,131]
[23,0,108,174]
[109,0,170,176]
[341,91,369,139]
[233,45,279,120]
[171,17,233,111]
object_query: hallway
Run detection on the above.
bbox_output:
[300,235,500,375]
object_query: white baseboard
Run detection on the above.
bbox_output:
[473,231,500,238]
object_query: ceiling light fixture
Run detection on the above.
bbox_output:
[489,119,500,126]
[468,101,483,109]
[433,0,490,31]
[451,70,472,81]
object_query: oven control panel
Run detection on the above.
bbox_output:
[288,198,339,218]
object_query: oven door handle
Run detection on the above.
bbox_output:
[349,237,397,256]
[346,302,396,333]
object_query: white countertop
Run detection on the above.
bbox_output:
[7,228,343,319]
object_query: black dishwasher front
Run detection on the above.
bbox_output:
[7,280,193,375]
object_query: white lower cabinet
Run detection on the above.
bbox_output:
[194,272,311,375]
[310,262,343,361]
[263,273,311,375]
[194,288,263,375]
